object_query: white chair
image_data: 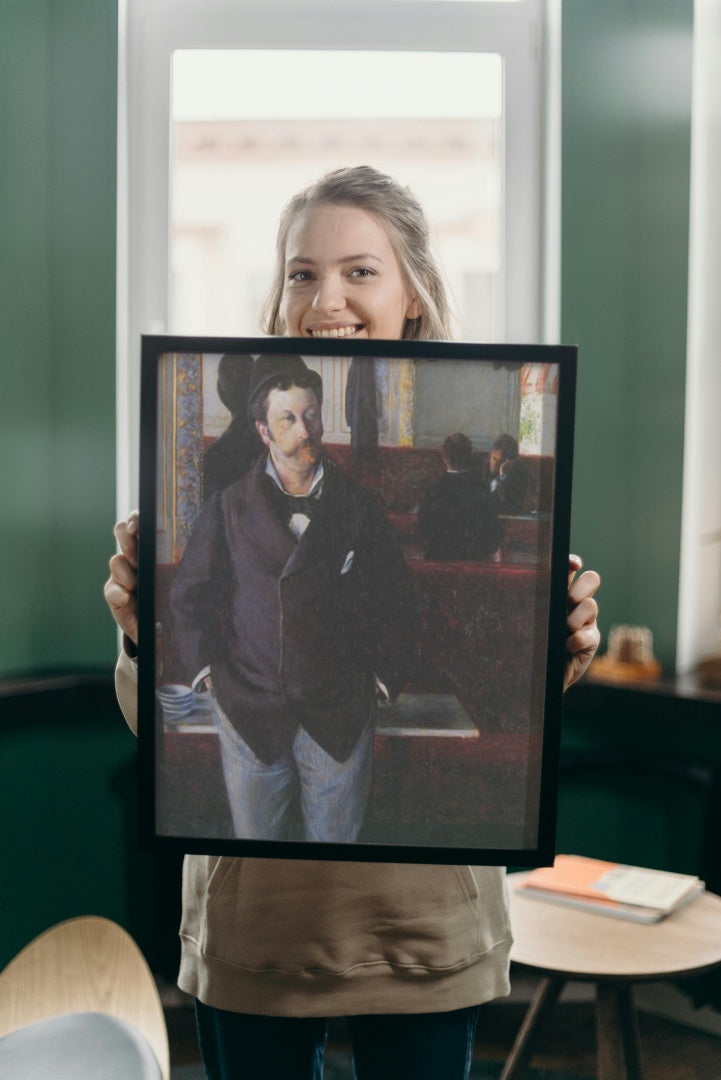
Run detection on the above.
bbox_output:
[0,915,170,1079]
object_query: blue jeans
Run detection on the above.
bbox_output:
[214,700,374,842]
[195,1001,481,1080]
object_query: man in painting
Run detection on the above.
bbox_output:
[486,433,529,515]
[169,353,417,843]
[417,433,502,561]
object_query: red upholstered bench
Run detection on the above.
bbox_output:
[324,443,554,517]
[407,560,550,734]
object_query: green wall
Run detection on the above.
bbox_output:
[0,683,183,974]
[562,0,693,669]
[0,0,131,972]
[0,0,118,675]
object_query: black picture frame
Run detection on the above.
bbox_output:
[138,335,576,865]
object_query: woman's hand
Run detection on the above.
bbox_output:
[564,554,601,691]
[103,510,139,646]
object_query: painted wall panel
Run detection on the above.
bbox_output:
[562,0,692,669]
[0,0,118,673]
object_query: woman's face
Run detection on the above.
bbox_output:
[281,203,421,341]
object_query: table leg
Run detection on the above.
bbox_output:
[596,982,643,1080]
[500,976,565,1080]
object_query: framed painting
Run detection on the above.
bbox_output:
[137,335,576,865]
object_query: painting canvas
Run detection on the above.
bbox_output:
[137,335,576,865]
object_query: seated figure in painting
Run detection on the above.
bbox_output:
[485,433,528,515]
[417,433,502,561]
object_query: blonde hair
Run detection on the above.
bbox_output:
[262,165,453,341]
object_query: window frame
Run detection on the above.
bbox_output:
[676,1,721,674]
[117,0,558,509]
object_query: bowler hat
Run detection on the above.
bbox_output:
[248,354,323,417]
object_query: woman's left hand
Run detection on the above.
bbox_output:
[564,554,601,691]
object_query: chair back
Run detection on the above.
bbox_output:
[0,915,170,1079]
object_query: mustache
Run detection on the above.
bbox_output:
[293,440,321,456]
[268,433,322,456]
[265,423,323,453]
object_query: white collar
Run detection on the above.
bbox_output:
[264,454,325,497]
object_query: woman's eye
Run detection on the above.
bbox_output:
[288,270,313,283]
[349,267,374,279]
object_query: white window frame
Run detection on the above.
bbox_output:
[676,0,721,674]
[116,0,558,510]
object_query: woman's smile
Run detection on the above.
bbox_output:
[306,323,365,339]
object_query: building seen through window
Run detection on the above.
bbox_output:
[170,50,503,342]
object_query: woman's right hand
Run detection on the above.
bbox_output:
[104,510,139,646]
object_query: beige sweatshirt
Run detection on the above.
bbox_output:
[116,650,512,1016]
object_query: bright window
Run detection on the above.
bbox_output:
[170,49,503,341]
[118,0,556,508]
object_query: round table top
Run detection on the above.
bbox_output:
[508,871,721,981]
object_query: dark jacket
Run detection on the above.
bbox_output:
[170,456,417,763]
[417,469,502,562]
[486,459,528,515]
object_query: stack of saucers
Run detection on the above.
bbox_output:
[156,683,195,726]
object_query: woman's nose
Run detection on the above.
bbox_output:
[312,274,345,314]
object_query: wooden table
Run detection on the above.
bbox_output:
[503,872,721,1080]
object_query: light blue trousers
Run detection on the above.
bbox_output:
[213,700,374,842]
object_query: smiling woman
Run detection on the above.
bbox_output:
[263,166,451,341]
[107,208,598,1080]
